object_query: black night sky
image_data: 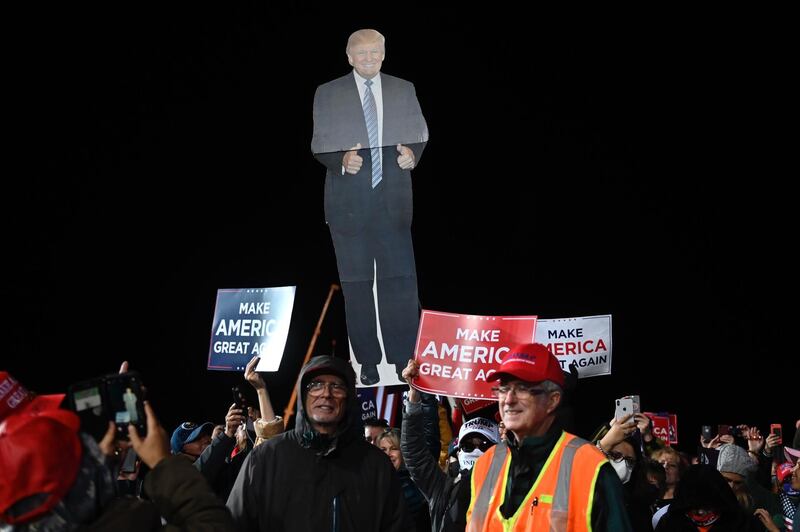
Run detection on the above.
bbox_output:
[5,7,793,451]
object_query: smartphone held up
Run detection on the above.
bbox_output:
[770,423,783,445]
[614,395,640,421]
[67,371,147,441]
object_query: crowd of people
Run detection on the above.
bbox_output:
[2,344,798,531]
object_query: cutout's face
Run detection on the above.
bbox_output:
[347,40,384,79]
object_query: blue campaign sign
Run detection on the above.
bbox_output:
[207,286,296,372]
[357,387,378,422]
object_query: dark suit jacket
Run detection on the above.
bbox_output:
[311,72,427,236]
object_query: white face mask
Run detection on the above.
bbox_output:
[611,458,633,484]
[458,448,484,471]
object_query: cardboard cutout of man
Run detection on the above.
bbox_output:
[311,29,428,386]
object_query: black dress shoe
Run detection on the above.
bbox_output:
[360,364,380,385]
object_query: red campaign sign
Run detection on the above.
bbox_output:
[645,412,679,445]
[460,398,496,415]
[412,310,537,399]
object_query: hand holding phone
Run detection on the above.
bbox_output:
[67,371,147,441]
[770,423,783,445]
[232,386,248,411]
[614,395,640,420]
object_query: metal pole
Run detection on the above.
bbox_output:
[283,283,340,426]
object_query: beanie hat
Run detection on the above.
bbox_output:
[716,443,755,476]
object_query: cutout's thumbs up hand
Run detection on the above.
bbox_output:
[343,143,363,174]
[396,144,415,170]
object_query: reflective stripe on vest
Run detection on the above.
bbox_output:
[470,441,509,528]
[467,432,606,532]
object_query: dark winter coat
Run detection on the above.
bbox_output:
[226,355,413,532]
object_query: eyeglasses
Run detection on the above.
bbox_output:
[607,450,636,469]
[306,380,348,397]
[459,439,494,453]
[490,383,549,399]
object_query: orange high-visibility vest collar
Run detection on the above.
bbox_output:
[467,432,606,531]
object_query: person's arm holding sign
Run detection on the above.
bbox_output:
[400,359,449,509]
[244,355,282,443]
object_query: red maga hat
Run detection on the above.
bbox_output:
[0,371,82,525]
[0,371,66,422]
[488,343,565,387]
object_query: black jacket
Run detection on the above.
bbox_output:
[194,431,250,502]
[402,399,471,532]
[226,355,413,532]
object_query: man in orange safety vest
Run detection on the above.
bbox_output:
[466,343,632,531]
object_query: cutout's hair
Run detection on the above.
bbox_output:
[346,29,385,54]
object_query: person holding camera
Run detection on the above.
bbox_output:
[0,370,235,530]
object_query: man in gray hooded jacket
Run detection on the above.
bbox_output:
[226,355,412,531]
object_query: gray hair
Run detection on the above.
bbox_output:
[538,380,563,395]
[346,29,385,54]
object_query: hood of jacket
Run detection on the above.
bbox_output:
[292,355,361,452]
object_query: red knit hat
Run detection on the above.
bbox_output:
[487,343,565,387]
[0,372,82,525]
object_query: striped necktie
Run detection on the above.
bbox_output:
[363,79,382,188]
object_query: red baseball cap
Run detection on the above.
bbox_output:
[0,372,82,525]
[0,371,66,422]
[488,343,565,387]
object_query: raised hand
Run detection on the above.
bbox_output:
[633,413,653,442]
[128,401,170,469]
[764,432,781,455]
[746,426,764,453]
[601,414,636,450]
[401,359,421,403]
[244,355,265,391]
[224,403,246,438]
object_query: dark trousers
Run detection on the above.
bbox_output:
[328,182,420,367]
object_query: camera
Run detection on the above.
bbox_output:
[67,371,147,441]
